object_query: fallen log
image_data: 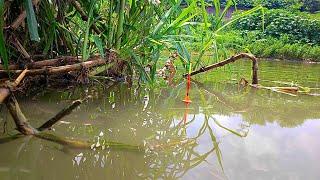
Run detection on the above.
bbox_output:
[0,56,80,70]
[0,57,106,77]
[184,53,259,85]
[38,99,83,131]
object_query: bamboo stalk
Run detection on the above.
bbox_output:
[184,53,259,85]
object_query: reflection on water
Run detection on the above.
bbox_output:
[0,60,320,180]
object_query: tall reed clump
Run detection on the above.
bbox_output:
[0,0,263,85]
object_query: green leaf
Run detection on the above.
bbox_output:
[24,0,40,42]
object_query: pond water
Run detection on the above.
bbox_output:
[0,60,320,180]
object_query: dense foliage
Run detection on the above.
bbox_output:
[221,0,320,12]
[243,33,320,61]
[235,9,320,45]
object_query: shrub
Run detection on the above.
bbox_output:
[235,9,320,44]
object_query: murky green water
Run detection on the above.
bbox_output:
[0,60,320,180]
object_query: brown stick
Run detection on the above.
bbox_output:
[38,100,83,131]
[69,0,102,34]
[184,53,259,85]
[0,56,80,70]
[5,96,38,135]
[0,69,28,104]
[0,57,106,76]
[11,36,31,59]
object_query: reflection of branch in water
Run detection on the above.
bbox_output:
[193,79,254,113]
[35,133,143,151]
[0,134,24,145]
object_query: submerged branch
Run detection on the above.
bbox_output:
[38,100,83,131]
[184,53,259,85]
[5,96,38,135]
[35,133,143,151]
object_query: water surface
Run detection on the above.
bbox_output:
[0,60,320,180]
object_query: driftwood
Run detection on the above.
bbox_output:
[184,53,259,85]
[38,100,83,131]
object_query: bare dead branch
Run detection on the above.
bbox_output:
[184,53,259,85]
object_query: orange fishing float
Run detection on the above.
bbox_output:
[183,63,192,103]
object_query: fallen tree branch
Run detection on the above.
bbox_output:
[38,99,83,131]
[0,56,80,70]
[184,53,259,85]
[0,57,106,76]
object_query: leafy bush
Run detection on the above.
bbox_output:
[235,9,320,44]
[220,0,320,12]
